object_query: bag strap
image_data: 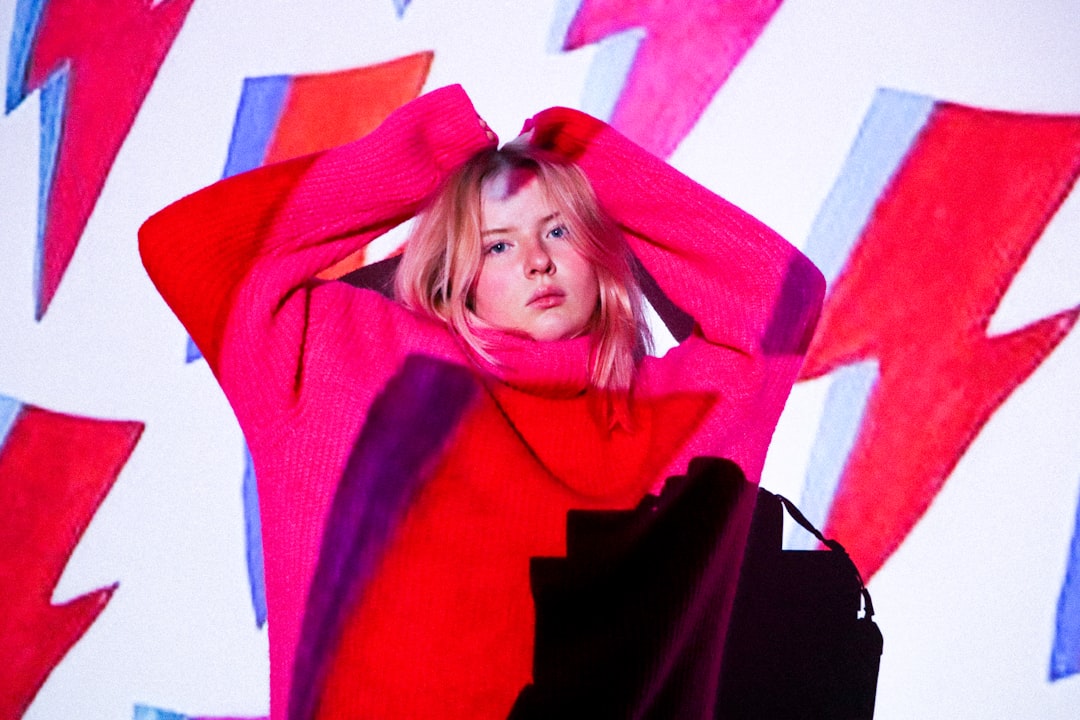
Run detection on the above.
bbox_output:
[774,494,876,621]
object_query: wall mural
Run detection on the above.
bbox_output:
[798,92,1080,577]
[2,1,1077,719]
[562,0,783,158]
[7,0,195,319]
[796,93,1080,680]
[0,395,142,719]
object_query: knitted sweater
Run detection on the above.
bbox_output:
[139,85,824,720]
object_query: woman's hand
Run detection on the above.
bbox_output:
[519,107,608,162]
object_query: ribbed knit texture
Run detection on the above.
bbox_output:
[139,85,824,720]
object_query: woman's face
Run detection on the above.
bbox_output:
[472,169,600,342]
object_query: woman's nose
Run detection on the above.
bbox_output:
[526,244,555,275]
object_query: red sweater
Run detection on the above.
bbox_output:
[140,85,824,720]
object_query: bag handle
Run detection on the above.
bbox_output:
[774,494,876,621]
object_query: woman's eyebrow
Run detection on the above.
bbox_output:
[481,212,561,237]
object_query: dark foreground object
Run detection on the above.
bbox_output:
[717,487,884,719]
[510,457,882,719]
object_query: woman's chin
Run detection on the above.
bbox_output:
[529,323,590,343]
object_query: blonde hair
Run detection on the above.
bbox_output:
[395,144,651,391]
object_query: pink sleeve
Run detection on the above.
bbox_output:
[524,107,824,359]
[139,85,497,420]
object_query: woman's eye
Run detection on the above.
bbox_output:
[548,225,567,239]
[486,241,508,255]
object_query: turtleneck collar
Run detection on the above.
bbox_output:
[458,326,641,434]
[461,326,593,398]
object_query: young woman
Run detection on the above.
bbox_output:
[140,84,824,720]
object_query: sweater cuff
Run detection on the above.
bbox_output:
[393,84,499,176]
[270,84,498,235]
[523,105,611,165]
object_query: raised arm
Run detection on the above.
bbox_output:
[524,107,824,359]
[139,85,497,396]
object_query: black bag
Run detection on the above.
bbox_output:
[510,457,754,719]
[508,458,883,719]
[716,488,884,719]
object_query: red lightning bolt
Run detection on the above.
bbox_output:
[800,104,1080,578]
[14,0,195,319]
[564,0,783,158]
[0,403,143,719]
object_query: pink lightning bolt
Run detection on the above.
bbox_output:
[564,0,783,158]
[801,103,1080,578]
[9,0,195,319]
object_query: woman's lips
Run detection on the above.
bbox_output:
[528,287,565,308]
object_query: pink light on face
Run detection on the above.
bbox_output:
[474,173,600,342]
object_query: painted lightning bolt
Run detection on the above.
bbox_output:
[6,0,195,319]
[561,0,783,158]
[133,704,267,720]
[0,396,143,719]
[799,96,1080,579]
